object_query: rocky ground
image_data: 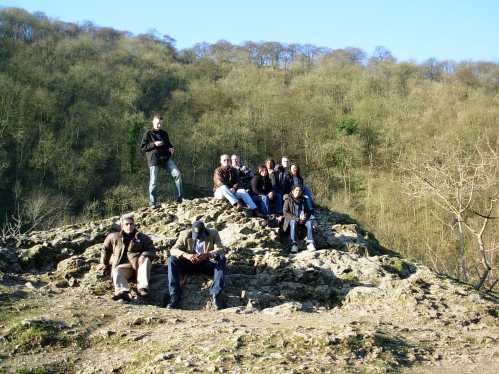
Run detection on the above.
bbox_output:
[0,198,498,373]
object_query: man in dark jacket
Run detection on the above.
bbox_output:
[140,114,183,207]
[283,185,316,253]
[251,164,277,218]
[98,214,155,301]
[167,221,227,310]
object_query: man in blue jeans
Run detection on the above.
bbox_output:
[283,185,316,253]
[166,221,227,310]
[140,114,183,207]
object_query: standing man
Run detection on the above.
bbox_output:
[141,114,183,207]
[98,214,155,301]
[213,154,258,213]
[167,221,227,310]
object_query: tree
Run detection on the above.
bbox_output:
[404,140,499,290]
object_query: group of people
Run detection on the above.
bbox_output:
[97,114,319,309]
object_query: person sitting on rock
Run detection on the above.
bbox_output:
[213,154,258,213]
[251,164,278,222]
[290,163,314,210]
[283,185,316,253]
[231,154,254,193]
[98,214,155,301]
[167,221,227,310]
[265,158,284,215]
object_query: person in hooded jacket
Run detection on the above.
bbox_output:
[283,185,316,253]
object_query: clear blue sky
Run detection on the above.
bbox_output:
[2,0,498,62]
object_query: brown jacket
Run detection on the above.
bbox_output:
[170,228,225,258]
[213,166,240,191]
[101,231,155,270]
[282,195,312,232]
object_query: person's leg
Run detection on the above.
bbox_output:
[254,195,269,216]
[272,192,283,215]
[149,165,159,207]
[166,159,183,201]
[236,189,257,210]
[305,219,314,243]
[198,256,226,296]
[214,185,239,205]
[112,264,135,295]
[303,186,314,209]
[168,256,195,302]
[137,255,152,291]
[289,220,298,244]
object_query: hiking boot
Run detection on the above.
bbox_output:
[212,294,225,310]
[112,291,131,302]
[306,242,317,251]
[176,197,183,204]
[137,288,149,298]
[290,243,299,253]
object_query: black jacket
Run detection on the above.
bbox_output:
[274,166,293,195]
[140,129,174,167]
[251,174,274,196]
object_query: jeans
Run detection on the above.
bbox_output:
[253,195,270,216]
[214,186,257,210]
[303,186,314,209]
[289,219,314,244]
[149,159,183,206]
[168,255,226,301]
[271,192,283,215]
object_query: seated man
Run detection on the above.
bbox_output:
[231,154,254,192]
[251,164,279,220]
[167,221,227,310]
[98,214,155,301]
[283,185,316,253]
[213,154,257,213]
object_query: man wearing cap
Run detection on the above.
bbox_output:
[140,113,183,207]
[98,214,155,301]
[166,221,227,310]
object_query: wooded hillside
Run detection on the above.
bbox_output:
[1,8,498,289]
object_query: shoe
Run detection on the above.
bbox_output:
[307,242,317,251]
[176,197,183,203]
[112,291,131,302]
[137,288,149,298]
[166,297,181,309]
[212,294,225,310]
[290,243,299,253]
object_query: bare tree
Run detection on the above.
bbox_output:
[403,140,499,289]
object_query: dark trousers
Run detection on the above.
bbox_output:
[168,255,226,300]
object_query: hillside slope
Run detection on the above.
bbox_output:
[1,198,498,373]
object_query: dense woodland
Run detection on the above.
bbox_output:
[1,8,499,290]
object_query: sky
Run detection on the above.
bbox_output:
[2,0,499,62]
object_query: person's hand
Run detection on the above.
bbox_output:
[96,263,109,275]
[299,219,305,225]
[183,253,196,263]
[196,253,210,262]
[230,187,236,193]
[268,191,274,199]
[169,147,175,155]
[154,140,164,147]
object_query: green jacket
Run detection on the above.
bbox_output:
[170,228,224,258]
[101,231,155,270]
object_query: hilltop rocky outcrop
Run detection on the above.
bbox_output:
[0,198,498,373]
